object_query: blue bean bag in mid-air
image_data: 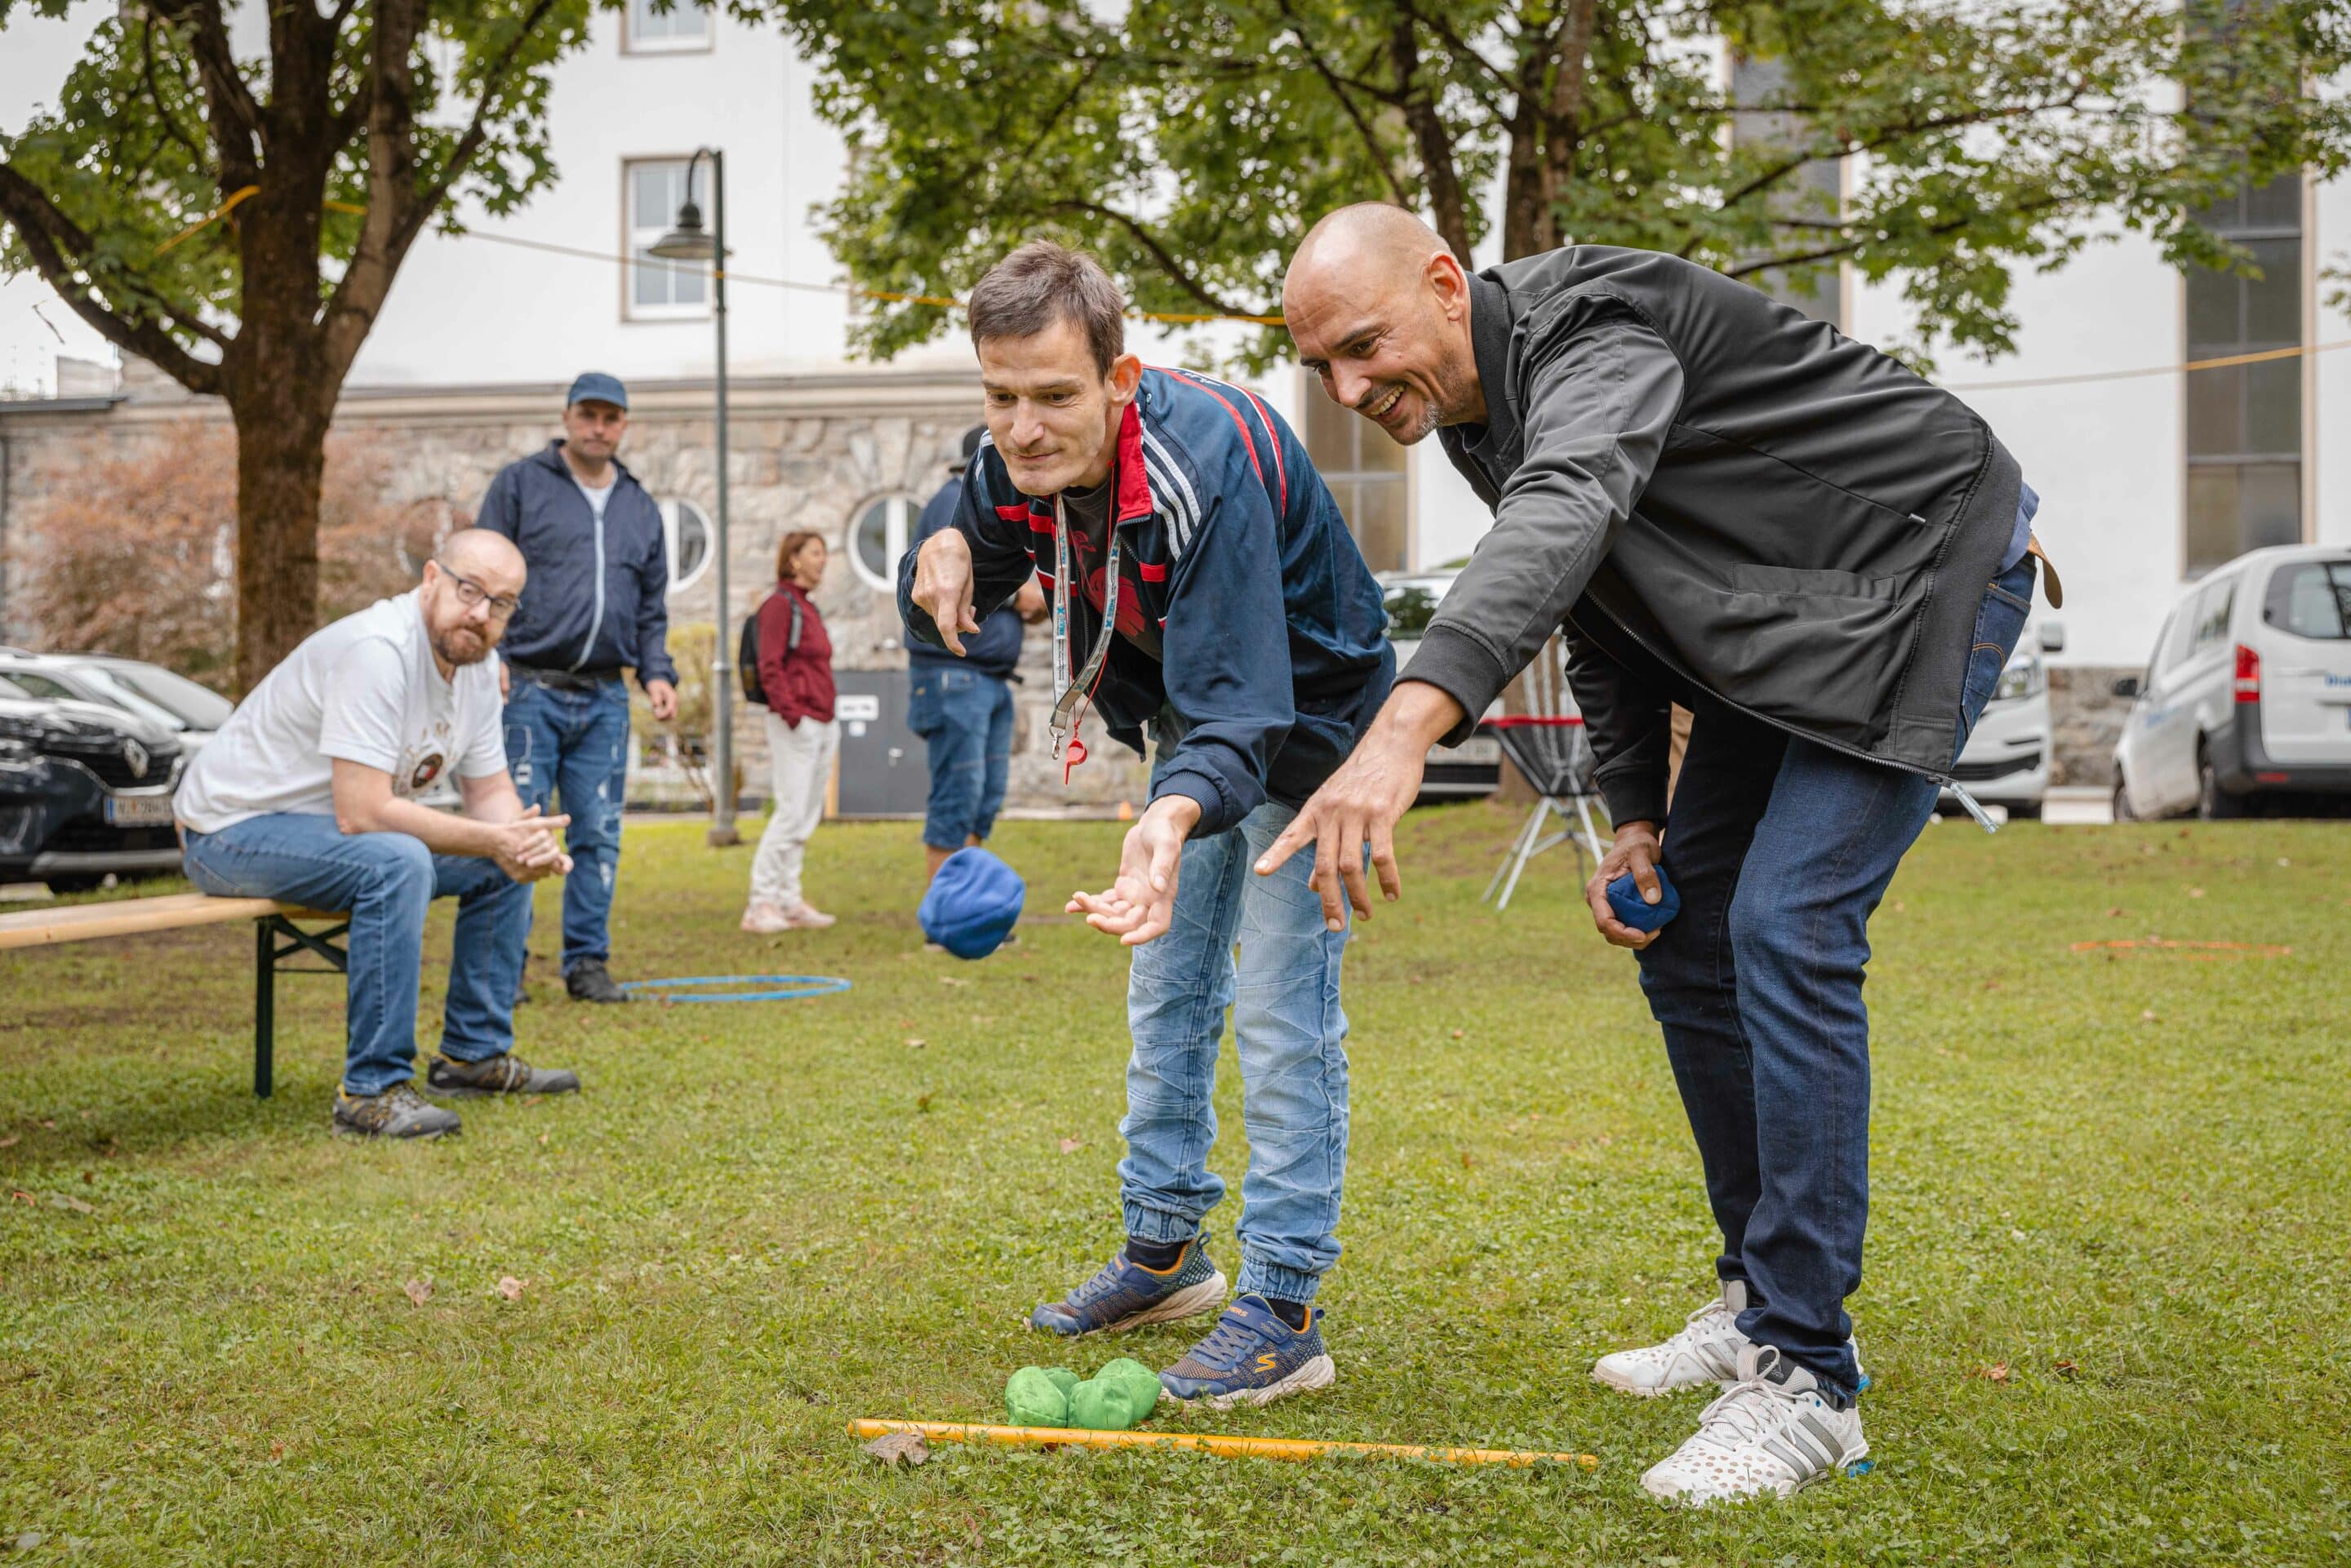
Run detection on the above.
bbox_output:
[919,847,1026,959]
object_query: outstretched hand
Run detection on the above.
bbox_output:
[1068,796,1201,946]
[909,531,981,656]
[1254,683,1463,931]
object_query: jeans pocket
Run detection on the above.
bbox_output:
[1954,558,2036,757]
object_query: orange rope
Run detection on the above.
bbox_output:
[851,1418,1598,1468]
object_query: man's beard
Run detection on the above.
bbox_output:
[432,626,492,667]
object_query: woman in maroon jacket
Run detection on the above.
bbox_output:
[743,530,838,933]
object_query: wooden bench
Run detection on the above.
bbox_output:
[0,894,349,1098]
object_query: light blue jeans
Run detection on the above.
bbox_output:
[181,812,529,1096]
[502,676,630,974]
[1118,802,1353,1304]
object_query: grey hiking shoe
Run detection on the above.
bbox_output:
[565,958,627,1004]
[424,1053,581,1098]
[334,1083,461,1139]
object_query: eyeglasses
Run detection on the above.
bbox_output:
[435,562,521,620]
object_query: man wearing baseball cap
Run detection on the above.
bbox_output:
[903,424,1047,884]
[474,371,679,1004]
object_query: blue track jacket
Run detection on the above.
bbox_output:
[475,442,678,688]
[898,368,1393,837]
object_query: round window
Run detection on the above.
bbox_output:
[850,495,921,593]
[660,500,713,595]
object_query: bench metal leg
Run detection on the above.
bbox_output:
[251,914,351,1100]
[255,918,275,1098]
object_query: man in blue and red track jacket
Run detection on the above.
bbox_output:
[900,241,1393,1410]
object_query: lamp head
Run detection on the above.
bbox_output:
[647,202,714,260]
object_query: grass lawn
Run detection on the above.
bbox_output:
[2,805,2348,1564]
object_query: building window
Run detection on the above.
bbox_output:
[849,495,920,593]
[624,158,709,320]
[2184,171,2303,575]
[1301,375,1409,573]
[623,0,712,53]
[660,500,713,596]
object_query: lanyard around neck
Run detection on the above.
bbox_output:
[1047,487,1122,765]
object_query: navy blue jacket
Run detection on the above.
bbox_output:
[906,478,1024,680]
[899,368,1393,837]
[476,442,677,687]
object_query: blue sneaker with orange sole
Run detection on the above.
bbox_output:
[1029,1237,1228,1338]
[1158,1295,1336,1410]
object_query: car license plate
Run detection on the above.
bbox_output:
[1438,737,1501,765]
[105,793,176,827]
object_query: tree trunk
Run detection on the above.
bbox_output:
[228,385,330,695]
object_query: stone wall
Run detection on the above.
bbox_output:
[2049,666,2135,788]
[0,366,1153,815]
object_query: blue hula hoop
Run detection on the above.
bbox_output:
[618,974,853,1004]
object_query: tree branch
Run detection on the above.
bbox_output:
[1394,0,1512,94]
[1041,199,1262,318]
[1722,193,2064,278]
[144,0,264,180]
[138,20,210,170]
[323,0,562,379]
[0,162,224,394]
[1539,0,1600,249]
[1274,0,1415,208]
[1390,16,1473,261]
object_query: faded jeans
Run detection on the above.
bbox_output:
[1633,554,2038,1402]
[907,665,1016,851]
[181,813,528,1095]
[1118,802,1353,1305]
[751,713,838,911]
[502,675,631,974]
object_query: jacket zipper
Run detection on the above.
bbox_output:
[1575,606,1999,834]
[572,491,608,673]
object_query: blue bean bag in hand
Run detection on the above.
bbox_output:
[919,846,1026,959]
[1606,863,1680,934]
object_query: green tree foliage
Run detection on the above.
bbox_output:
[775,0,2350,371]
[0,0,593,689]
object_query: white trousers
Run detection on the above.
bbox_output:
[750,713,838,910]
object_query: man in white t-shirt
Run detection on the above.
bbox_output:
[176,530,580,1139]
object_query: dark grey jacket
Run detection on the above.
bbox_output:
[1413,246,2023,824]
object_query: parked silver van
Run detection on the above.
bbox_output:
[2111,546,2351,820]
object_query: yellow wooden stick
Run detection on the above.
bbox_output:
[851,1419,1597,1469]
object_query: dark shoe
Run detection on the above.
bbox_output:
[333,1083,462,1139]
[1029,1236,1226,1337]
[1158,1295,1336,1410]
[424,1053,581,1097]
[565,959,627,1004]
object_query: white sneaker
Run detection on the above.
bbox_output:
[1640,1344,1869,1505]
[786,903,838,930]
[740,903,793,935]
[1593,1280,1753,1396]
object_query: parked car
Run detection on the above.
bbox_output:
[2111,545,2351,820]
[1940,618,2067,820]
[0,650,233,753]
[0,682,186,894]
[1380,567,1505,799]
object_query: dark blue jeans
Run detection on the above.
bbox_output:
[907,665,1015,851]
[182,814,529,1095]
[502,675,630,973]
[1633,555,2036,1402]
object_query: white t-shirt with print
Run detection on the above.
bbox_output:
[175,589,508,834]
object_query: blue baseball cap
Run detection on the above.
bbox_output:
[919,847,1026,960]
[567,371,629,411]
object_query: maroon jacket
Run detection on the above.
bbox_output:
[756,581,834,725]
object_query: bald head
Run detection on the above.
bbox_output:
[1282,204,1484,445]
[438,526,526,584]
[1290,202,1452,284]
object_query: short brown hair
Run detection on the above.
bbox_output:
[776,529,826,581]
[967,241,1127,376]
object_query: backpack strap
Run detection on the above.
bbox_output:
[787,590,804,655]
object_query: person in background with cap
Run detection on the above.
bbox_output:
[904,425,1047,886]
[474,371,678,1005]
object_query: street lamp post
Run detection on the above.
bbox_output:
[648,146,739,847]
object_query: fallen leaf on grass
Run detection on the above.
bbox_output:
[2106,906,2127,918]
[1058,1137,1082,1155]
[2054,1359,2081,1379]
[2187,886,2206,899]
[269,1439,287,1460]
[403,1278,434,1308]
[496,1276,527,1301]
[46,1193,92,1214]
[864,1430,931,1468]
[939,976,971,988]
[0,1135,16,1148]
[1974,1361,2011,1384]
[1451,1029,1465,1040]
[904,1037,927,1049]
[2140,1009,2158,1022]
